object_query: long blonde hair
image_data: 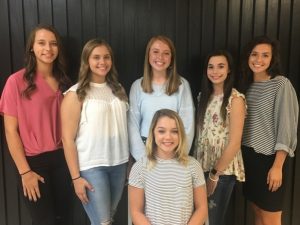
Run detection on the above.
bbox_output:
[146,109,188,169]
[141,35,181,95]
[76,39,128,102]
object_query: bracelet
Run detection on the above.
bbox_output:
[20,169,31,176]
[208,172,219,182]
[72,176,81,181]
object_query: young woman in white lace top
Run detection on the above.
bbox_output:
[61,39,128,225]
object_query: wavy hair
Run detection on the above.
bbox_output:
[76,39,128,102]
[197,50,235,130]
[141,35,181,95]
[22,24,70,98]
[146,109,188,169]
[239,35,282,94]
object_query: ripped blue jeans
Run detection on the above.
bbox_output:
[81,163,127,225]
[205,173,236,225]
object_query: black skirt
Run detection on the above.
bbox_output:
[241,145,287,212]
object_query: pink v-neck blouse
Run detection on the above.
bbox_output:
[0,69,63,156]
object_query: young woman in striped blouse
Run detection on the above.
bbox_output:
[129,109,208,225]
[240,36,298,225]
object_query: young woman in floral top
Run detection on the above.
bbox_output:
[194,50,246,225]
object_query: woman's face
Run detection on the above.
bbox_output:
[32,29,58,67]
[88,45,112,83]
[148,40,172,74]
[248,43,272,76]
[154,116,179,159]
[207,55,229,87]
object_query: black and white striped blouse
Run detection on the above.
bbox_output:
[242,76,298,156]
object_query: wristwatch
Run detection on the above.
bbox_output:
[210,168,221,176]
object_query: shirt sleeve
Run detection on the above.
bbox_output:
[274,78,299,157]
[178,78,195,153]
[128,79,147,160]
[63,83,78,95]
[189,157,206,188]
[0,75,19,117]
[129,159,145,189]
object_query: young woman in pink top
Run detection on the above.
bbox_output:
[0,24,71,225]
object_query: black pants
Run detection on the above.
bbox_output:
[18,149,72,225]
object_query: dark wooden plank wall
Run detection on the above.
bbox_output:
[0,0,299,225]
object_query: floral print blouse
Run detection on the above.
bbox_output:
[194,88,246,181]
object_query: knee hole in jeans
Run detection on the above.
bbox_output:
[100,220,112,225]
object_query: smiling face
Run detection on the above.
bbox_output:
[248,43,272,76]
[207,55,229,89]
[32,29,58,67]
[153,116,179,159]
[88,45,112,83]
[148,40,172,75]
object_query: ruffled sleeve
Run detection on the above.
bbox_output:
[226,88,247,115]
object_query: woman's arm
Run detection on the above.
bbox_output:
[129,185,151,225]
[267,150,287,192]
[207,96,246,195]
[178,78,195,152]
[188,185,208,225]
[128,80,147,160]
[268,79,298,192]
[4,115,44,201]
[61,91,93,204]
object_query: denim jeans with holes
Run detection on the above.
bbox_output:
[81,163,127,225]
[205,172,236,225]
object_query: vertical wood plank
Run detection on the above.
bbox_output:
[253,0,266,36]
[122,0,138,91]
[188,0,202,97]
[175,0,189,78]
[95,0,110,41]
[0,0,12,89]
[266,0,279,37]
[227,0,241,61]
[214,0,227,49]
[66,0,82,81]
[240,0,254,50]
[23,0,38,38]
[201,0,215,58]
[38,0,53,24]
[288,0,300,93]
[9,0,25,71]
[52,0,68,36]
[278,0,292,74]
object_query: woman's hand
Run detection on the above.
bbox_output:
[73,177,94,204]
[267,166,282,192]
[206,173,219,196]
[21,171,45,201]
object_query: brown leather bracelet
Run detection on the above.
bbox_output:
[72,176,81,181]
[20,169,32,176]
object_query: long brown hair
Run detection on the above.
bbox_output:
[197,50,235,130]
[22,24,70,98]
[141,35,181,95]
[76,39,128,102]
